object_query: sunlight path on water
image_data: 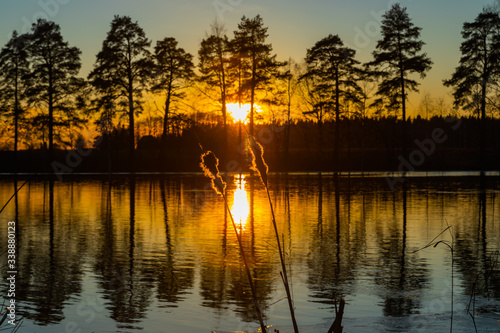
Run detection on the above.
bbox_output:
[230,175,249,231]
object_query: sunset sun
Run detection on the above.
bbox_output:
[226,103,262,124]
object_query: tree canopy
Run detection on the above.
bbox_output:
[368,3,432,121]
[88,15,151,167]
[198,22,232,127]
[232,15,282,135]
[152,37,194,138]
[0,31,30,154]
[444,8,500,171]
[303,34,361,168]
[444,9,500,117]
[25,19,83,158]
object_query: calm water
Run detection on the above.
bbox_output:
[0,174,499,332]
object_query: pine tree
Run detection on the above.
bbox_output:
[88,15,151,170]
[152,37,194,139]
[368,3,432,153]
[198,21,232,128]
[444,8,500,170]
[25,19,83,160]
[232,15,281,136]
[303,34,361,171]
[0,31,29,156]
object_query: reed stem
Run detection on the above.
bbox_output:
[265,185,299,333]
[222,192,268,333]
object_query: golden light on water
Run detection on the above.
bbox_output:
[230,175,250,230]
[226,103,262,124]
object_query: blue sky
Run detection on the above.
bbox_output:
[0,0,496,114]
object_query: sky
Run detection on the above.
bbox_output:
[0,0,497,116]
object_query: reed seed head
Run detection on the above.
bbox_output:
[248,136,268,186]
[200,151,226,195]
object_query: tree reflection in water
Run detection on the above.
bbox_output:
[1,175,499,332]
[374,183,429,318]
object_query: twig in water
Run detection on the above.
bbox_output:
[413,223,454,333]
[0,179,30,215]
[327,299,345,333]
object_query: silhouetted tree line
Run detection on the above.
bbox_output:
[2,116,499,173]
[1,4,500,172]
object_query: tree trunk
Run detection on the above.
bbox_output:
[128,74,135,172]
[221,72,227,159]
[14,61,19,158]
[48,67,54,164]
[480,44,488,173]
[347,117,351,171]
[334,67,340,173]
[400,67,407,157]
[480,79,486,172]
[250,53,256,137]
[361,108,365,172]
[14,107,18,154]
[285,92,291,171]
[318,116,323,154]
[220,49,227,140]
[163,89,171,139]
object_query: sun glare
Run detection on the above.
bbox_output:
[230,175,250,231]
[226,103,262,124]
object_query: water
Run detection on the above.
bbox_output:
[0,174,499,332]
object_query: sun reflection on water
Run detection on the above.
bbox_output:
[230,175,249,231]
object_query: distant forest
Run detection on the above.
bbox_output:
[1,4,500,173]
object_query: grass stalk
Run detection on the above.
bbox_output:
[248,135,300,333]
[222,192,268,333]
[265,185,300,333]
[200,150,267,333]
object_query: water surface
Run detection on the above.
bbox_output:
[0,174,499,332]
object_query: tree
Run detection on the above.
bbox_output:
[152,37,194,139]
[232,15,281,136]
[444,9,500,116]
[356,68,378,171]
[282,59,299,167]
[25,19,83,159]
[297,64,331,154]
[198,21,232,129]
[419,91,436,119]
[444,9,500,170]
[259,58,299,167]
[302,34,361,171]
[88,15,151,168]
[368,3,432,152]
[0,31,29,156]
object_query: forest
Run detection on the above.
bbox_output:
[1,3,500,173]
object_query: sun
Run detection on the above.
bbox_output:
[227,103,250,123]
[226,103,262,124]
